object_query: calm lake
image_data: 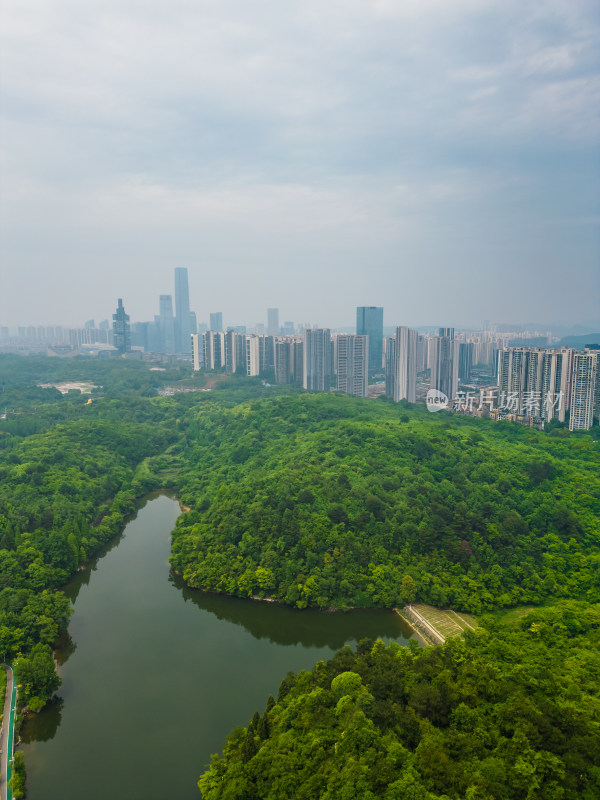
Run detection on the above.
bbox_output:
[20,494,416,799]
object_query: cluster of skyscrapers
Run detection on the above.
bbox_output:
[2,268,597,432]
[126,268,198,356]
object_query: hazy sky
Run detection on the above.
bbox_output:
[1,0,599,330]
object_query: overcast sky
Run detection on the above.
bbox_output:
[1,0,598,330]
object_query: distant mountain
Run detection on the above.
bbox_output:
[557,334,600,349]
[497,322,600,337]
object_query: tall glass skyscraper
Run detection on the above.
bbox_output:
[174,267,193,354]
[356,306,383,378]
[112,298,131,354]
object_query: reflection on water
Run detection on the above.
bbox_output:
[21,697,64,743]
[53,630,77,666]
[21,494,416,800]
[172,573,413,649]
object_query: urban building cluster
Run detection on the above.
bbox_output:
[2,269,598,431]
[495,346,600,432]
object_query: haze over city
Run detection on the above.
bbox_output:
[1,0,599,328]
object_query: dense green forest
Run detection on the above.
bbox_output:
[0,356,188,709]
[1,355,598,799]
[199,602,600,800]
[172,393,600,613]
[0,356,274,707]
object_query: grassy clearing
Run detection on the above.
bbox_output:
[409,604,477,642]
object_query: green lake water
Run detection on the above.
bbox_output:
[20,494,416,799]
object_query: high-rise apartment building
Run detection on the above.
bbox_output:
[224,330,242,374]
[245,336,260,376]
[259,335,276,375]
[392,326,417,403]
[356,306,383,378]
[498,347,526,410]
[335,335,368,397]
[274,339,291,384]
[569,351,598,431]
[497,347,572,421]
[385,337,396,398]
[191,333,201,371]
[203,330,225,370]
[458,342,474,383]
[304,329,332,391]
[112,298,131,354]
[430,328,458,401]
[293,340,304,385]
[210,312,223,332]
[416,335,428,373]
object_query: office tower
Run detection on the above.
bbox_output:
[356,306,383,378]
[210,312,223,332]
[390,326,417,403]
[303,329,332,391]
[267,308,279,336]
[245,335,260,376]
[569,351,597,431]
[191,333,201,371]
[430,328,458,401]
[158,295,176,353]
[282,321,295,336]
[112,298,131,354]
[336,335,368,397]
[99,319,109,330]
[174,267,193,354]
[84,319,95,330]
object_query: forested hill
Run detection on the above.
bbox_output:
[198,601,600,800]
[172,393,600,613]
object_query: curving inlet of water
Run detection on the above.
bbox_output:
[20,494,416,800]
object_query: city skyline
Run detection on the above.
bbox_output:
[1,278,600,336]
[1,1,599,329]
